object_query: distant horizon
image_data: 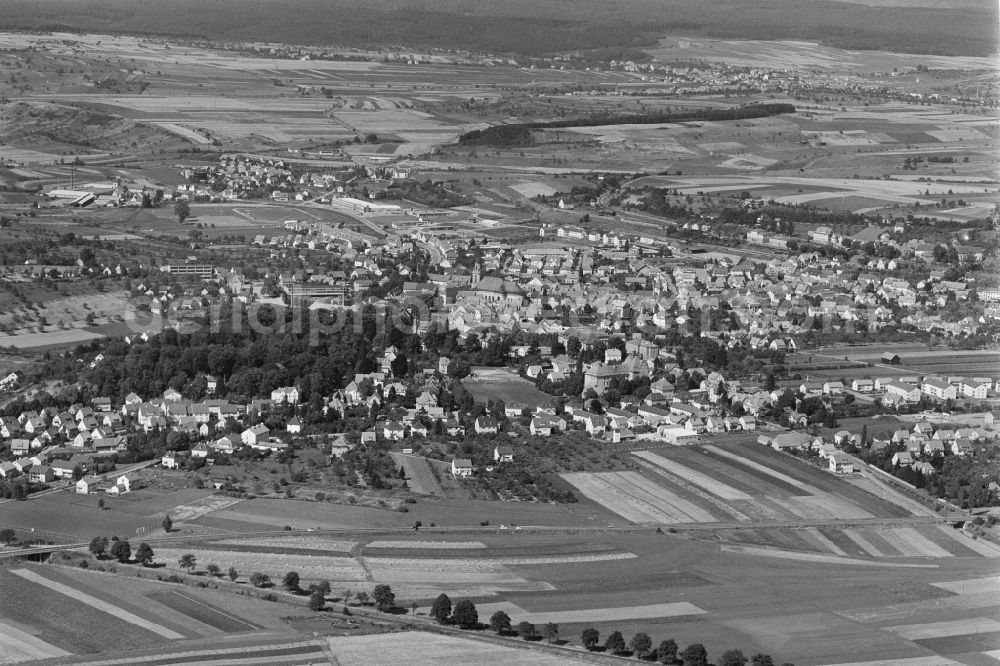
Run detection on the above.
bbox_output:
[0,0,996,57]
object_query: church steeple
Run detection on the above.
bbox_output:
[472,262,481,285]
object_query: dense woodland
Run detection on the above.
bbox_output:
[458,104,796,147]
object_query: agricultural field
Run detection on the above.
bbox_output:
[152,535,641,599]
[0,563,296,663]
[325,632,585,665]
[563,442,926,526]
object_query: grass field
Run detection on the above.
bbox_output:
[0,492,159,541]
[390,452,445,496]
[463,370,556,410]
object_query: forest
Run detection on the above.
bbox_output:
[458,104,797,147]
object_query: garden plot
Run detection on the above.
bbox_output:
[561,472,718,524]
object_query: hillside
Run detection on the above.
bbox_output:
[6,0,999,57]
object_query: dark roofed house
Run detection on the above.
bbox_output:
[881,352,901,365]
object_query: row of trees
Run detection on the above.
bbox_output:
[426,593,788,664]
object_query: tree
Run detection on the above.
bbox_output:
[206,564,221,577]
[110,539,131,563]
[430,593,452,622]
[751,655,775,666]
[681,643,709,666]
[631,633,653,659]
[250,572,271,588]
[282,571,300,592]
[354,591,370,606]
[134,542,155,566]
[489,610,511,634]
[658,639,679,664]
[517,621,537,640]
[179,553,197,573]
[0,528,16,544]
[227,566,238,582]
[174,199,191,223]
[161,514,173,532]
[308,588,326,611]
[581,628,600,651]
[373,584,395,611]
[452,599,478,628]
[97,498,105,510]
[720,650,748,666]
[88,535,108,558]
[605,630,626,655]
[543,622,559,643]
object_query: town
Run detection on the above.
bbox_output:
[0,12,997,666]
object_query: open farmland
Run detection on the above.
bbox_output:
[566,442,921,526]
